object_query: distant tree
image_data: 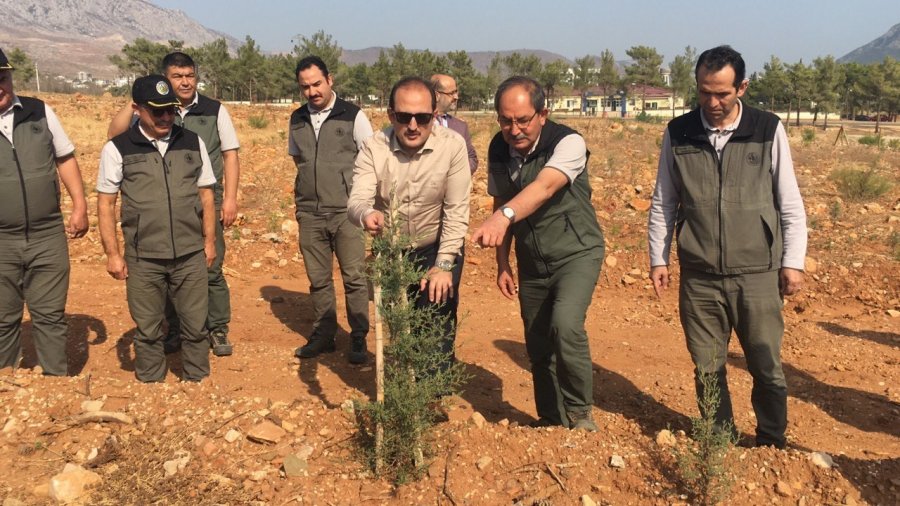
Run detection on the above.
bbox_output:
[811,56,842,127]
[292,30,342,74]
[194,38,231,99]
[109,38,180,76]
[839,62,868,120]
[370,50,394,107]
[596,50,618,89]
[343,63,372,105]
[786,60,813,127]
[446,50,485,109]
[236,36,265,102]
[539,60,570,110]
[409,49,448,79]
[669,46,696,115]
[503,52,543,78]
[625,45,664,112]
[572,54,596,94]
[389,43,415,79]
[6,48,35,87]
[751,56,790,113]
[861,57,900,132]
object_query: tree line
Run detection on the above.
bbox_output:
[8,31,899,125]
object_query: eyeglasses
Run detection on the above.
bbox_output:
[437,89,459,96]
[143,106,177,118]
[498,110,538,129]
[392,111,434,125]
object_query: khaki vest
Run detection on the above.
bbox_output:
[0,96,63,239]
[289,97,361,213]
[177,94,224,207]
[111,124,206,259]
[488,121,604,278]
[668,106,783,274]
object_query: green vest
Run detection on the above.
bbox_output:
[0,96,64,239]
[289,97,361,213]
[668,106,783,274]
[111,124,206,259]
[176,94,224,207]
[488,121,604,278]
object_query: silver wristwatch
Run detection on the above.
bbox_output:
[500,206,516,222]
[436,259,454,272]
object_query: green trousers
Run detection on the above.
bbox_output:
[127,250,210,382]
[297,211,369,341]
[679,269,787,448]
[166,215,230,335]
[518,251,602,427]
[0,232,70,376]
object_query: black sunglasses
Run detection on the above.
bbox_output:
[143,106,177,118]
[391,111,433,125]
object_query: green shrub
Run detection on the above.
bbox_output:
[802,128,815,144]
[890,231,900,261]
[830,168,892,200]
[888,138,900,150]
[248,115,269,129]
[858,135,883,147]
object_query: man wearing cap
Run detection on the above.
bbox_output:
[289,55,373,364]
[430,74,477,174]
[97,75,217,382]
[0,47,89,375]
[108,51,241,358]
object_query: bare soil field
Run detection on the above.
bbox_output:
[1,94,898,505]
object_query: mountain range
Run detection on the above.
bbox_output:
[1,0,896,79]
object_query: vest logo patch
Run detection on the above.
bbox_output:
[184,153,195,164]
[673,145,701,155]
[198,118,208,126]
[747,152,761,166]
[31,124,44,135]
[334,127,346,137]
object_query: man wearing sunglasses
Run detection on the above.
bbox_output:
[472,76,604,431]
[348,77,471,376]
[97,75,217,382]
[108,51,241,359]
[430,74,477,174]
[0,47,88,376]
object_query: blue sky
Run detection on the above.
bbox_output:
[151,0,900,72]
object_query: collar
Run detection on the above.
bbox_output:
[181,92,199,111]
[138,124,172,144]
[389,126,436,156]
[0,94,22,116]
[509,133,541,160]
[701,99,743,133]
[309,91,337,114]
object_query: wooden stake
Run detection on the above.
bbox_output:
[374,281,385,473]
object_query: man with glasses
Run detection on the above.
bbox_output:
[430,74,477,174]
[289,55,373,364]
[348,77,471,376]
[0,47,88,376]
[97,75,217,382]
[108,51,241,358]
[472,76,604,431]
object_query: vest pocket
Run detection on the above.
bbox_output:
[723,209,775,270]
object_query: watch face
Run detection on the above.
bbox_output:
[502,207,515,219]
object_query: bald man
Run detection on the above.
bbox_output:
[430,74,477,173]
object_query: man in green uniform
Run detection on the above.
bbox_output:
[0,47,89,375]
[108,52,241,357]
[473,76,604,431]
[97,75,217,382]
[289,56,372,364]
[648,46,807,448]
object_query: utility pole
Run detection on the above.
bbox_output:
[34,63,40,93]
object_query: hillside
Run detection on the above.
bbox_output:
[839,21,900,64]
[0,0,240,78]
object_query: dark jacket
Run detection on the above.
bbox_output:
[488,120,604,278]
[289,97,361,213]
[668,106,783,274]
[111,123,207,259]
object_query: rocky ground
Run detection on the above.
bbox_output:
[1,94,898,505]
